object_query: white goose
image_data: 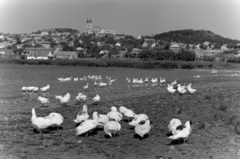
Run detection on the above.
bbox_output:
[37,96,50,107]
[31,108,53,134]
[44,112,64,130]
[97,113,109,126]
[75,112,99,136]
[168,118,182,135]
[56,93,71,106]
[40,84,50,92]
[107,106,123,122]
[83,83,89,91]
[186,83,197,94]
[75,93,87,104]
[93,94,100,104]
[135,120,151,138]
[177,84,187,94]
[129,114,149,127]
[169,121,192,143]
[73,104,89,123]
[167,84,176,94]
[104,121,121,138]
[119,106,136,122]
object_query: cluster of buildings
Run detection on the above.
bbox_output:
[0,19,239,61]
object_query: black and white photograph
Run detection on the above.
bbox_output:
[0,0,240,158]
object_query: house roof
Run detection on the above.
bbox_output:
[53,51,77,56]
[170,44,180,48]
[23,48,53,57]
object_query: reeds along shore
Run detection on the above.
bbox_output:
[0,58,237,69]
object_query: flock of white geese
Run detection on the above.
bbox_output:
[22,75,197,143]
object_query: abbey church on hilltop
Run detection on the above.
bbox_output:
[84,19,116,35]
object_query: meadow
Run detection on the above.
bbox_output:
[1,64,240,158]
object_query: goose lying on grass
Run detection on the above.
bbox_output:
[168,118,182,135]
[37,96,49,107]
[129,114,149,127]
[169,121,192,144]
[186,83,197,94]
[119,106,136,122]
[75,93,87,104]
[40,84,50,92]
[104,121,121,138]
[167,84,176,94]
[177,84,187,95]
[75,112,99,136]
[107,106,123,122]
[135,120,151,138]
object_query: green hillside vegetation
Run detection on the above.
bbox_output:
[154,29,240,46]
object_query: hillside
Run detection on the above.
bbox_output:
[153,29,240,45]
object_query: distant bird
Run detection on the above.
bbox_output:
[40,84,50,92]
[31,108,52,134]
[21,86,28,92]
[83,83,89,91]
[129,114,149,127]
[98,81,108,87]
[135,120,151,138]
[107,106,123,122]
[168,118,182,135]
[169,121,192,144]
[93,94,100,105]
[104,121,121,138]
[73,77,79,81]
[186,83,197,94]
[44,112,64,130]
[119,106,136,122]
[144,77,149,83]
[75,112,99,136]
[160,78,166,84]
[37,96,50,107]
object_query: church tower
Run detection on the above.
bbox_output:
[85,19,93,34]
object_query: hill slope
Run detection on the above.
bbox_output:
[154,29,240,45]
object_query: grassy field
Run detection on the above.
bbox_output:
[1,65,240,158]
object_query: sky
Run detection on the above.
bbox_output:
[0,0,240,40]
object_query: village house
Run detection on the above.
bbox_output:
[22,48,53,60]
[170,44,181,53]
[53,50,78,59]
[131,48,142,55]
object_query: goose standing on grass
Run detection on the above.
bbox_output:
[168,118,182,135]
[107,106,123,122]
[56,93,71,106]
[186,83,197,94]
[129,114,149,127]
[75,111,99,136]
[31,108,53,134]
[44,112,64,130]
[73,104,89,123]
[119,106,136,122]
[135,120,151,138]
[83,83,89,91]
[104,120,121,138]
[37,96,50,107]
[40,84,50,92]
[93,94,100,105]
[169,121,192,144]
